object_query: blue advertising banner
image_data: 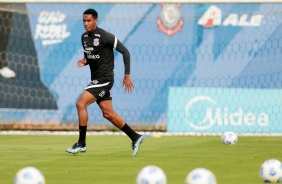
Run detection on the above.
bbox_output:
[168,87,282,133]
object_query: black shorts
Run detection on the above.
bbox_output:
[85,80,113,104]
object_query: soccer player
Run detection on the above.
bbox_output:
[65,8,144,156]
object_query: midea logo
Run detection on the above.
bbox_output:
[185,96,269,130]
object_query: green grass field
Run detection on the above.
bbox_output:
[0,134,281,184]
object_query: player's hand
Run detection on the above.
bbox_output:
[77,58,87,67]
[122,74,134,93]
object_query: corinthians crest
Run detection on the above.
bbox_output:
[93,38,99,46]
[157,4,184,36]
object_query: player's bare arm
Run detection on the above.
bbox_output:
[123,74,134,93]
[77,58,87,67]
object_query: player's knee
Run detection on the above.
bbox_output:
[102,111,114,120]
[76,100,85,110]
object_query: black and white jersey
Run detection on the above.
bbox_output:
[81,27,130,81]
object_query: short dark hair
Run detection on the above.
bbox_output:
[83,9,98,19]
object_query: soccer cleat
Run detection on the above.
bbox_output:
[132,135,144,156]
[65,143,87,154]
[0,66,16,78]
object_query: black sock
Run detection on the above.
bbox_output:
[121,123,141,142]
[78,125,87,146]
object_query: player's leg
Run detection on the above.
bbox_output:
[66,90,96,154]
[98,99,144,156]
[76,90,97,144]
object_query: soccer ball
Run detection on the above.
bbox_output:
[185,168,217,184]
[260,159,282,183]
[14,166,45,184]
[136,165,167,184]
[221,131,237,145]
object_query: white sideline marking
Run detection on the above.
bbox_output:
[1,131,282,136]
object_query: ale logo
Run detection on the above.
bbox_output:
[198,5,222,27]
[198,5,264,27]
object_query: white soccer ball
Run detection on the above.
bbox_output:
[185,168,217,184]
[136,165,167,184]
[260,159,282,183]
[14,166,45,184]
[221,131,237,145]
